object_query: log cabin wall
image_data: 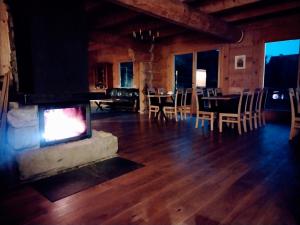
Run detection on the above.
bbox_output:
[155,13,300,93]
[88,39,163,112]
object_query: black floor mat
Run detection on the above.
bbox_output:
[32,157,144,202]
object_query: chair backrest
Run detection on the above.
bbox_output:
[245,90,254,113]
[238,89,250,115]
[147,87,156,94]
[195,89,205,111]
[184,88,193,106]
[157,88,166,95]
[147,88,159,106]
[258,88,268,112]
[289,88,299,119]
[295,88,300,113]
[253,88,261,112]
[207,88,215,97]
[175,89,184,107]
[215,88,222,96]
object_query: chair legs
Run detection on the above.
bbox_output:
[219,114,242,135]
[262,112,266,126]
[163,108,180,121]
[258,112,262,127]
[195,115,199,128]
[210,116,214,131]
[180,109,183,120]
[253,113,258,129]
[249,115,253,131]
[289,124,295,140]
[289,119,300,140]
[237,121,242,135]
[219,118,223,133]
[195,112,214,131]
[243,117,247,133]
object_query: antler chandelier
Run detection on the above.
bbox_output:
[132,29,160,42]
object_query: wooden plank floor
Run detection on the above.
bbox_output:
[0,113,299,225]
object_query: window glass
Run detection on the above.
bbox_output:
[197,50,219,88]
[174,53,193,89]
[120,62,133,88]
[264,39,300,111]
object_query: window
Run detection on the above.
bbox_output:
[264,39,300,111]
[197,50,219,88]
[120,62,133,88]
[174,53,193,89]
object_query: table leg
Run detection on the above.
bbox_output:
[154,105,168,121]
[95,101,103,111]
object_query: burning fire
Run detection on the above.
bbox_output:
[43,107,86,142]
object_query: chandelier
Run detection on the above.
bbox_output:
[132,29,160,42]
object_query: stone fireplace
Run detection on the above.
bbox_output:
[7,102,118,181]
[5,0,119,181]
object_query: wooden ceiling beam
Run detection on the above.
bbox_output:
[156,26,187,38]
[222,1,300,22]
[88,32,151,53]
[92,10,140,30]
[102,17,168,35]
[197,0,263,14]
[106,0,243,42]
[179,0,198,3]
[84,0,108,12]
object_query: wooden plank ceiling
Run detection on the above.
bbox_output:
[86,0,300,46]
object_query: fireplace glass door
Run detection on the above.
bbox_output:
[39,103,91,147]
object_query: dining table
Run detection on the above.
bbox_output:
[147,94,173,121]
[201,94,240,113]
[201,94,240,101]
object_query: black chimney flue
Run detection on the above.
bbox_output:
[9,0,89,97]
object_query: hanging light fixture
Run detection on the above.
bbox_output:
[132,28,159,42]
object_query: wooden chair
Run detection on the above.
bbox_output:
[207,88,215,97]
[289,88,300,140]
[257,88,268,127]
[183,88,192,119]
[219,89,249,135]
[205,88,215,109]
[163,89,184,121]
[244,90,254,131]
[215,88,222,96]
[251,88,261,129]
[147,88,159,119]
[157,87,166,95]
[175,88,184,118]
[195,89,215,131]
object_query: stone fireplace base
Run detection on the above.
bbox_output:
[7,104,118,181]
[15,130,118,181]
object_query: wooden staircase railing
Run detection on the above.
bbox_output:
[0,72,10,146]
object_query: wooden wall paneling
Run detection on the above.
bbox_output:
[88,51,98,91]
[166,53,174,92]
[252,30,263,89]
[219,45,230,93]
